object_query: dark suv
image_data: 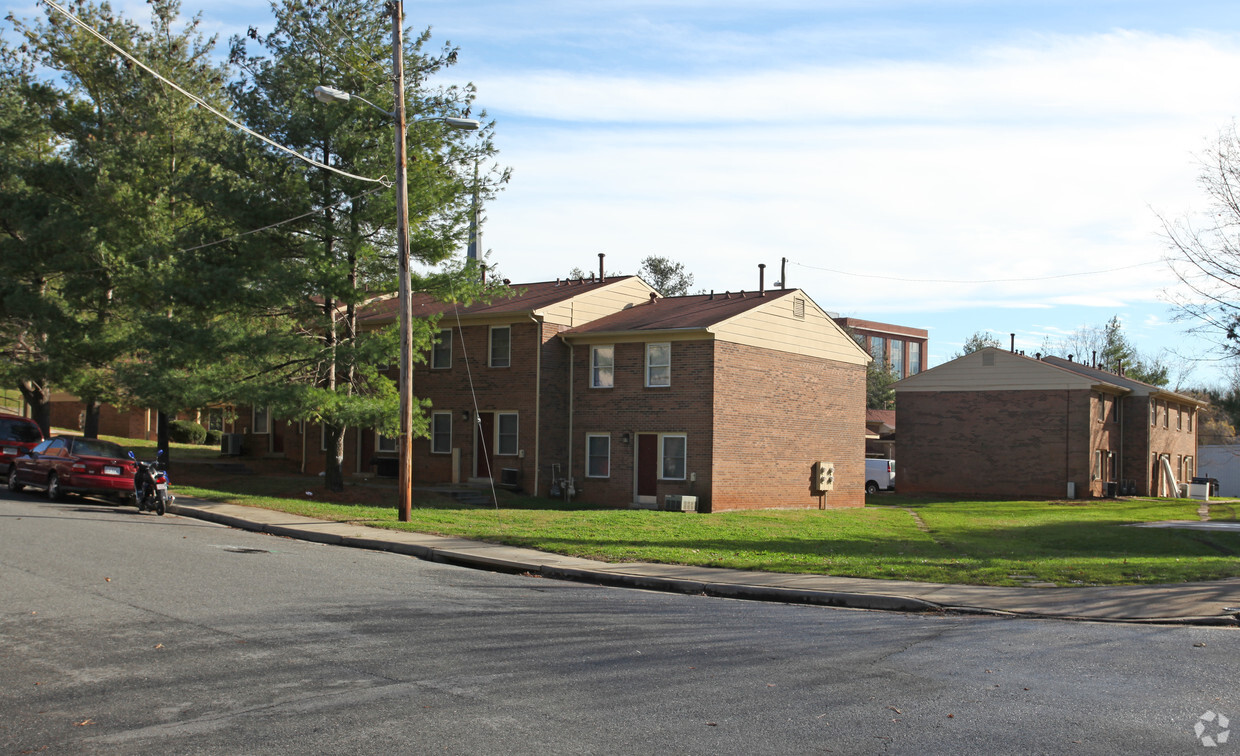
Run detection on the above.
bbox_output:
[0,412,45,474]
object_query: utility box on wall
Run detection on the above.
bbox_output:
[812,461,835,493]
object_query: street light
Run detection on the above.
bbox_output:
[314,7,479,523]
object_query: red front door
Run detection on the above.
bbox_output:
[637,434,658,498]
[476,413,495,479]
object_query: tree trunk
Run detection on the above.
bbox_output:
[157,410,170,472]
[83,399,101,438]
[324,423,345,492]
[18,379,51,438]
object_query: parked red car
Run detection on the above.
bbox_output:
[0,412,44,475]
[7,435,137,504]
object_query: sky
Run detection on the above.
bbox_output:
[9,0,1240,386]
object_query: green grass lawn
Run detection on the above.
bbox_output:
[161,456,1240,587]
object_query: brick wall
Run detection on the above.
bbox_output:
[711,342,866,510]
[569,339,716,508]
[898,389,1098,498]
[411,319,544,488]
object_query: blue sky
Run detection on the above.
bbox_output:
[10,0,1240,386]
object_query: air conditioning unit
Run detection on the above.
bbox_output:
[663,495,697,512]
[221,433,243,456]
[500,467,522,487]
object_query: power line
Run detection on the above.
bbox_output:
[40,0,388,187]
[789,258,1165,284]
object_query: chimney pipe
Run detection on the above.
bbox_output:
[598,253,606,283]
[759,264,766,295]
[1092,350,1097,368]
[781,257,788,289]
[1010,333,1015,353]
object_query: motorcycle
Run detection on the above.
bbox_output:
[129,449,172,516]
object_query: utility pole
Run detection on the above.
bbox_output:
[390,0,413,522]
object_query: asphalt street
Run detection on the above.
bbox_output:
[2,491,1238,755]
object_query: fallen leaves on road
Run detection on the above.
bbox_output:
[74,719,94,726]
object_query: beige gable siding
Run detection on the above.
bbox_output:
[710,291,871,365]
[537,277,657,327]
[895,348,1099,392]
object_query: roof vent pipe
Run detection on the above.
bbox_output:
[759,264,766,295]
[1010,333,1015,352]
[599,253,606,283]
[649,292,658,304]
[1068,354,1074,362]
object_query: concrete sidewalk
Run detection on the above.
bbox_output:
[168,498,1240,626]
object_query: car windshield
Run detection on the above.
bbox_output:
[0,419,41,443]
[71,438,128,459]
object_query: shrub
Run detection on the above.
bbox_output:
[169,420,208,445]
[205,429,223,447]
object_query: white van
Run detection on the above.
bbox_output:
[865,459,895,494]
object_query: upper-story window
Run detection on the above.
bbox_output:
[909,342,922,375]
[1188,408,1194,432]
[646,343,671,387]
[489,326,511,368]
[432,329,452,369]
[870,336,885,365]
[1150,400,1157,426]
[591,345,614,388]
[1177,405,1183,431]
[890,339,904,377]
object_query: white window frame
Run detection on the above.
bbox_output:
[496,412,518,456]
[591,345,614,389]
[586,433,610,478]
[659,433,687,480]
[320,423,330,452]
[376,430,397,454]
[646,342,671,388]
[432,328,452,370]
[252,405,270,435]
[489,326,511,368]
[431,412,452,454]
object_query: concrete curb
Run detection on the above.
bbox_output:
[166,500,1240,625]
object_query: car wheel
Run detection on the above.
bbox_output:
[7,467,22,493]
[46,472,62,501]
[865,481,879,495]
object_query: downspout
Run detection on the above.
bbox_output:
[530,314,542,497]
[1066,389,1071,496]
[567,341,575,491]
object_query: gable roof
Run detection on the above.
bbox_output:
[562,289,783,335]
[895,347,1205,405]
[357,276,657,327]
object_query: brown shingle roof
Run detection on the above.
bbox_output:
[357,276,642,325]
[564,289,795,335]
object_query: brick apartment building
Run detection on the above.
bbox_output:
[895,347,1203,499]
[833,317,928,379]
[250,276,870,511]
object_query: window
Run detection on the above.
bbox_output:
[1188,409,1194,432]
[320,423,331,452]
[890,339,904,377]
[1186,455,1195,478]
[431,412,452,454]
[793,297,806,319]
[870,336,885,364]
[1177,455,1183,480]
[660,434,687,480]
[489,326,511,368]
[1150,400,1157,426]
[646,343,671,387]
[1109,452,1118,481]
[432,329,452,369]
[1163,402,1169,428]
[376,431,397,454]
[1093,450,1103,481]
[1177,406,1183,431]
[909,342,922,375]
[1097,395,1105,424]
[591,345,614,388]
[252,405,270,435]
[586,434,610,478]
[497,412,518,455]
[207,408,225,432]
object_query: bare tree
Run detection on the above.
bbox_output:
[1164,123,1240,357]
